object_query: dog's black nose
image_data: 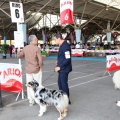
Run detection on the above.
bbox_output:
[116,101,118,103]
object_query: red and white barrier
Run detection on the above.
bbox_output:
[0,63,22,93]
[84,49,120,53]
[106,54,120,72]
[72,49,83,57]
[49,49,120,54]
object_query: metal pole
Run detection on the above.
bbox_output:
[0,78,3,108]
[81,8,105,29]
[92,20,104,30]
[46,15,58,31]
[0,8,11,18]
[0,0,10,18]
[25,0,52,23]
[113,24,120,30]
[111,13,120,29]
[79,1,88,26]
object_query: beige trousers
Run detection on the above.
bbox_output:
[26,70,43,104]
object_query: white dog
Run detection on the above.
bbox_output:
[27,80,69,120]
[112,70,120,89]
[116,101,120,107]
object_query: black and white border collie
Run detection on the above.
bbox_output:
[27,80,69,120]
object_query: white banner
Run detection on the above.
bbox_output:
[0,63,23,93]
[14,31,24,48]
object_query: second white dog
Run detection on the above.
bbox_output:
[112,70,120,89]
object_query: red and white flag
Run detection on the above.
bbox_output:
[60,0,74,24]
[0,63,23,93]
[106,54,120,72]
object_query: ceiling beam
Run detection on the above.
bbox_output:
[81,8,105,29]
[25,0,52,23]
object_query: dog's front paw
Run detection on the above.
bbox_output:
[29,103,34,106]
[38,112,43,117]
[116,101,120,107]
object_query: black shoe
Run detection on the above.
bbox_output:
[69,101,71,105]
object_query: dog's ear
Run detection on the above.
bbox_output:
[35,81,39,87]
[28,82,32,85]
[33,80,39,87]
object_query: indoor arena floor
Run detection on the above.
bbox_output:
[0,55,120,120]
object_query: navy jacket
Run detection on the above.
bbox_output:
[57,41,72,73]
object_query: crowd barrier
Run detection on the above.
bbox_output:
[49,49,120,57]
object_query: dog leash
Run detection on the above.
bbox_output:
[42,71,55,83]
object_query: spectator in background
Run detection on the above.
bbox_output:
[82,43,85,49]
[71,43,75,49]
[75,42,80,49]
[9,45,13,57]
[45,43,50,56]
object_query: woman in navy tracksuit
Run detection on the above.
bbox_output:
[54,33,72,104]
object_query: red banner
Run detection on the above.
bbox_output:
[60,0,74,24]
[0,63,23,93]
[106,55,120,72]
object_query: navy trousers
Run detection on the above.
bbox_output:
[58,72,70,98]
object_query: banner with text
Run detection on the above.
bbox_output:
[106,54,120,72]
[60,0,74,24]
[0,63,23,93]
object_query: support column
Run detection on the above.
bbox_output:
[75,29,81,43]
[106,21,111,49]
[17,23,27,45]
[4,36,7,44]
[107,32,111,49]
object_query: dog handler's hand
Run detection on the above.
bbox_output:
[55,67,60,72]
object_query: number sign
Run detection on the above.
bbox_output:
[60,0,74,24]
[10,2,24,23]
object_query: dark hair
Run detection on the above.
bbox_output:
[54,32,63,39]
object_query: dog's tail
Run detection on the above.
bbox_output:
[63,94,69,107]
[57,94,69,109]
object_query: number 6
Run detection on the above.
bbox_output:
[15,9,20,18]
[65,13,68,20]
